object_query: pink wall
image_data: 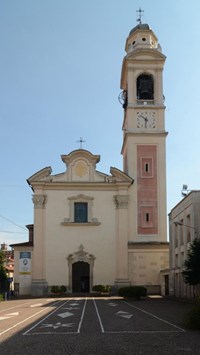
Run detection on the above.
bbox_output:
[137,145,158,235]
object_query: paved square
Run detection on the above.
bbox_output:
[0,297,200,355]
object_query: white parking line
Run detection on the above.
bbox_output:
[23,299,87,335]
[0,300,35,314]
[0,300,61,337]
[77,299,87,333]
[122,301,186,332]
[23,299,71,335]
[93,299,186,334]
[93,299,105,333]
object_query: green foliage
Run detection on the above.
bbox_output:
[184,301,200,330]
[92,285,111,293]
[50,285,67,294]
[0,293,4,302]
[51,285,60,294]
[182,238,200,285]
[60,285,67,294]
[118,286,147,300]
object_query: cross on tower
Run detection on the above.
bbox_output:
[136,7,144,24]
[77,137,86,149]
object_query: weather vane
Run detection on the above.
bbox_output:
[77,137,86,149]
[136,7,144,24]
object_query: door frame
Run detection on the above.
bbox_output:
[67,244,95,293]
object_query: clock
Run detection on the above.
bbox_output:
[137,111,156,129]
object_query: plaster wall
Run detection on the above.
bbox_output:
[128,248,169,286]
[43,189,117,286]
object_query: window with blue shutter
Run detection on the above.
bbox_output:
[74,202,88,223]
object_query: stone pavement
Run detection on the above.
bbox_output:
[0,296,199,354]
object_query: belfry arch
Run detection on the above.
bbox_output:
[67,245,95,293]
[137,73,154,100]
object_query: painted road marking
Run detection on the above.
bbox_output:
[40,322,75,329]
[93,299,105,333]
[23,300,72,335]
[30,304,43,308]
[23,299,87,335]
[123,301,186,332]
[6,312,19,316]
[108,303,118,307]
[94,299,185,334]
[116,311,133,319]
[0,312,19,321]
[0,316,11,321]
[0,300,62,337]
[0,300,38,314]
[58,311,74,318]
[69,303,80,306]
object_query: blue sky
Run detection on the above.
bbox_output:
[0,0,200,246]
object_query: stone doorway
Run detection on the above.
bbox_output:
[67,245,95,293]
[72,261,90,293]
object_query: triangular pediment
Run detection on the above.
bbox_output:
[110,167,133,183]
[27,167,52,184]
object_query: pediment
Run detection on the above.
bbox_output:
[110,167,133,183]
[27,167,52,184]
[27,150,133,188]
[60,149,105,182]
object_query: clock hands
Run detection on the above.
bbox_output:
[137,112,156,129]
[139,114,148,128]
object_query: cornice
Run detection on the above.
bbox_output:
[121,131,168,154]
[28,181,131,191]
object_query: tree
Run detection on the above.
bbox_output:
[182,237,200,286]
[0,251,7,292]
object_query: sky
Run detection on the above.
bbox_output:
[0,0,200,246]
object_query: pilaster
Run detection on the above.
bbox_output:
[31,194,47,296]
[114,195,130,286]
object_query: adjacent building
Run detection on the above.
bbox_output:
[11,22,169,296]
[168,191,200,298]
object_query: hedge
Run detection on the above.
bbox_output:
[118,286,147,299]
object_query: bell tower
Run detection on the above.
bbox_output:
[120,22,167,242]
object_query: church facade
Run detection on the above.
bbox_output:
[12,22,169,296]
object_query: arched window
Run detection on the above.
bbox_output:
[137,74,154,100]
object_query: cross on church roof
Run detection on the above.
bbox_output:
[136,7,144,24]
[77,137,86,149]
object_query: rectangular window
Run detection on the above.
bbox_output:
[140,157,153,178]
[180,219,183,245]
[146,213,149,222]
[187,214,191,243]
[74,202,88,223]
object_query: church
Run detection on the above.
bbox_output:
[11,21,169,296]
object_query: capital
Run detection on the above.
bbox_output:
[113,195,129,209]
[32,194,46,209]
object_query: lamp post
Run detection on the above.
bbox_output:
[173,221,197,237]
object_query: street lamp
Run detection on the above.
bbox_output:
[173,221,197,235]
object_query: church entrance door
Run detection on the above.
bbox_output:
[72,261,90,293]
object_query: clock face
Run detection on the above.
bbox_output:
[137,111,156,129]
